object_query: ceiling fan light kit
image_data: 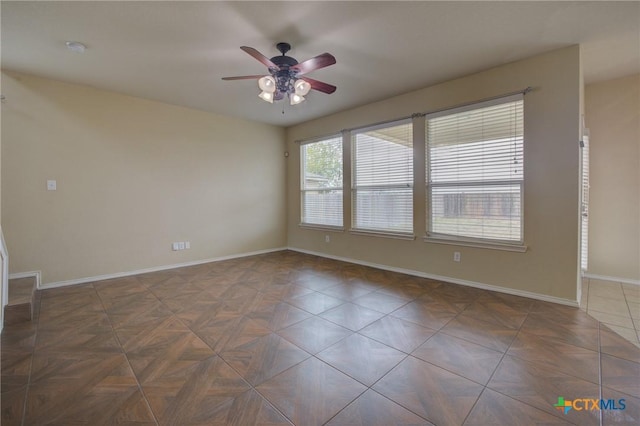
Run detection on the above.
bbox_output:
[258,75,276,92]
[222,42,336,106]
[294,79,311,96]
[258,90,274,103]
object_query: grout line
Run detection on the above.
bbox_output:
[587,279,640,346]
[158,279,301,426]
[305,303,428,425]
[19,291,41,426]
[464,306,587,426]
[586,278,592,313]
[169,273,300,424]
[478,305,531,391]
[597,321,604,426]
[8,252,636,425]
[92,284,160,426]
[461,386,487,425]
[623,284,640,339]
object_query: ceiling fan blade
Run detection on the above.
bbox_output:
[291,53,336,75]
[221,75,264,81]
[300,77,337,94]
[240,46,279,70]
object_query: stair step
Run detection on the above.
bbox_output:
[5,276,36,325]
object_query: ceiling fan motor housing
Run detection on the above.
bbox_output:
[270,55,298,68]
[274,71,296,96]
[270,44,299,95]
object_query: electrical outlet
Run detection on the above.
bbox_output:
[172,242,179,251]
[325,235,330,243]
[47,180,57,191]
[453,251,461,262]
[185,241,190,249]
[178,242,186,250]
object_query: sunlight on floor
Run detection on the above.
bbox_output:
[582,278,640,347]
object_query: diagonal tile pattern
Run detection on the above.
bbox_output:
[373,356,484,425]
[27,351,155,425]
[319,302,386,331]
[488,354,601,425]
[412,333,503,385]
[464,388,567,425]
[507,331,601,383]
[316,333,406,386]
[2,250,639,425]
[325,389,434,425]
[256,357,367,426]
[582,277,640,347]
[440,315,517,353]
[359,315,435,353]
[220,333,310,386]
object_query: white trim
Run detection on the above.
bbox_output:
[8,271,41,288]
[0,228,9,333]
[351,116,413,135]
[297,132,342,146]
[288,246,578,307]
[350,229,416,241]
[32,247,287,290]
[425,92,524,120]
[583,273,640,286]
[299,224,345,232]
[424,236,527,252]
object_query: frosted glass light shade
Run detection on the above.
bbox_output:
[290,93,305,105]
[259,91,274,103]
[258,76,276,93]
[294,79,311,96]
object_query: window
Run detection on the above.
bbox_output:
[352,120,413,235]
[580,133,589,271]
[300,135,343,227]
[426,95,524,243]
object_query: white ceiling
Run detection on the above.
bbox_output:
[2,1,639,127]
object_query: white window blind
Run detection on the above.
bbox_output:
[427,95,524,243]
[352,120,413,234]
[301,135,343,227]
[580,134,589,271]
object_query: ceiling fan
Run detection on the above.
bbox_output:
[222,42,336,105]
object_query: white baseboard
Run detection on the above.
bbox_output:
[34,247,287,290]
[6,271,41,333]
[8,271,42,289]
[583,273,640,286]
[10,245,581,308]
[289,247,579,307]
[0,228,9,334]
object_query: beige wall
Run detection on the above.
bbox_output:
[1,72,286,284]
[287,46,583,302]
[585,74,640,281]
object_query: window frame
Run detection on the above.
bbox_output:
[350,118,415,238]
[299,134,345,230]
[425,94,526,250]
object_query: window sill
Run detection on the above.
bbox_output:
[350,228,416,241]
[423,235,527,252]
[299,223,345,232]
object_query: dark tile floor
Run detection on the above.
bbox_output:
[2,250,639,425]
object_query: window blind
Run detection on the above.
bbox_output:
[352,120,413,234]
[427,96,523,242]
[301,136,343,227]
[580,134,589,271]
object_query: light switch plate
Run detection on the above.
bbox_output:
[47,180,57,191]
